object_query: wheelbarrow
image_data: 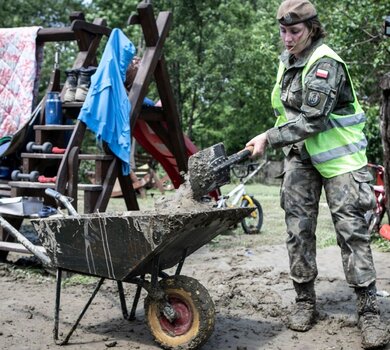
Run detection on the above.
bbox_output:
[0,188,253,349]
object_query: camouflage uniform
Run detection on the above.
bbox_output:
[267,38,377,288]
[269,2,389,346]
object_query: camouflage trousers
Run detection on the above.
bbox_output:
[281,154,377,287]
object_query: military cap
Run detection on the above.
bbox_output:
[277,0,317,26]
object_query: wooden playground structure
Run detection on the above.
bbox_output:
[0,2,198,259]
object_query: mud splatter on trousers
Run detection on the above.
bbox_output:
[280,154,376,287]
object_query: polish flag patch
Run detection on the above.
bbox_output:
[316,69,329,79]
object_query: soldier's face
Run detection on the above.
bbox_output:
[280,23,312,57]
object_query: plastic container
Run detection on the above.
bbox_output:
[45,92,62,125]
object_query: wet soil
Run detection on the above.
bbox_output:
[0,236,389,350]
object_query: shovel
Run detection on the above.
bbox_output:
[188,142,253,198]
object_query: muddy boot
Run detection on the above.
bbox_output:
[75,66,97,102]
[355,283,389,349]
[63,69,78,102]
[287,280,317,332]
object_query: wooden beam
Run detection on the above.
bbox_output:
[55,121,86,195]
[92,158,119,212]
[154,56,188,173]
[139,106,165,122]
[66,147,79,211]
[128,4,188,178]
[129,8,172,130]
[118,173,140,210]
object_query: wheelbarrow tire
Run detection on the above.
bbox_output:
[241,196,263,234]
[145,275,215,350]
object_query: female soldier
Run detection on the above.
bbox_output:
[246,1,389,348]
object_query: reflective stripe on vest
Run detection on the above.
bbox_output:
[271,44,367,178]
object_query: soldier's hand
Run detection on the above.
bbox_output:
[246,132,268,158]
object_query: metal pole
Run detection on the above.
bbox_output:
[0,216,52,266]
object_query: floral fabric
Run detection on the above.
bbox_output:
[0,26,43,137]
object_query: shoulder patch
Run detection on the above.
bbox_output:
[307,91,321,107]
[316,69,329,79]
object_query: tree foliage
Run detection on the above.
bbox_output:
[0,0,88,95]
[1,0,389,162]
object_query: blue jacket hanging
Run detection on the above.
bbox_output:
[78,28,136,175]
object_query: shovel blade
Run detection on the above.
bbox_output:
[188,142,230,198]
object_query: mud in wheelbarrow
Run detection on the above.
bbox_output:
[31,207,251,280]
[26,206,253,349]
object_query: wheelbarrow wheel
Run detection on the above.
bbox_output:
[241,196,263,234]
[145,275,215,350]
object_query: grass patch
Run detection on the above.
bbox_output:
[217,183,336,248]
[62,273,98,287]
[371,232,390,252]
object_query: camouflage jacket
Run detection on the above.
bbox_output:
[267,39,356,159]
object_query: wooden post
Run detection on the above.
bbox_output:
[380,72,390,218]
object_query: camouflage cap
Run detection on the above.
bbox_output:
[277,0,317,26]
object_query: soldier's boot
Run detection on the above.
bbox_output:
[355,283,389,349]
[63,69,78,102]
[75,66,97,102]
[287,280,317,332]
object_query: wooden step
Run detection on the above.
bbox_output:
[8,181,102,191]
[21,153,114,161]
[0,183,11,197]
[33,124,75,131]
[33,124,75,144]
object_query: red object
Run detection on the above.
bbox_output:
[316,69,329,79]
[379,224,390,241]
[133,119,197,189]
[159,296,193,336]
[38,175,56,183]
[52,146,66,154]
[133,100,220,199]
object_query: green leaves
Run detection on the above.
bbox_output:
[2,0,388,162]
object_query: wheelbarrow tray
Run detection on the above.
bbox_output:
[31,207,252,281]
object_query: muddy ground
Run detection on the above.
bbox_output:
[0,233,389,350]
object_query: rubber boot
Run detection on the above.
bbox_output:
[63,69,78,102]
[287,280,317,332]
[75,66,97,102]
[355,283,389,349]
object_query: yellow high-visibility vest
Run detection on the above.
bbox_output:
[271,44,367,178]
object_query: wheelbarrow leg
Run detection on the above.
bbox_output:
[53,268,63,342]
[175,248,188,276]
[53,268,105,345]
[117,276,145,321]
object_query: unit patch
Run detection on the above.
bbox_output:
[307,91,321,107]
[284,13,292,24]
[315,69,329,79]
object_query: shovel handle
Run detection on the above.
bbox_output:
[237,145,254,159]
[214,146,253,172]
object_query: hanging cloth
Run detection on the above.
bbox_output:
[78,28,136,175]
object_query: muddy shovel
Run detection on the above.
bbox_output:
[188,142,253,198]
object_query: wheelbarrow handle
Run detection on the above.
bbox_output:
[0,216,52,266]
[45,188,79,217]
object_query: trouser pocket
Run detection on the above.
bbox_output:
[351,169,376,211]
